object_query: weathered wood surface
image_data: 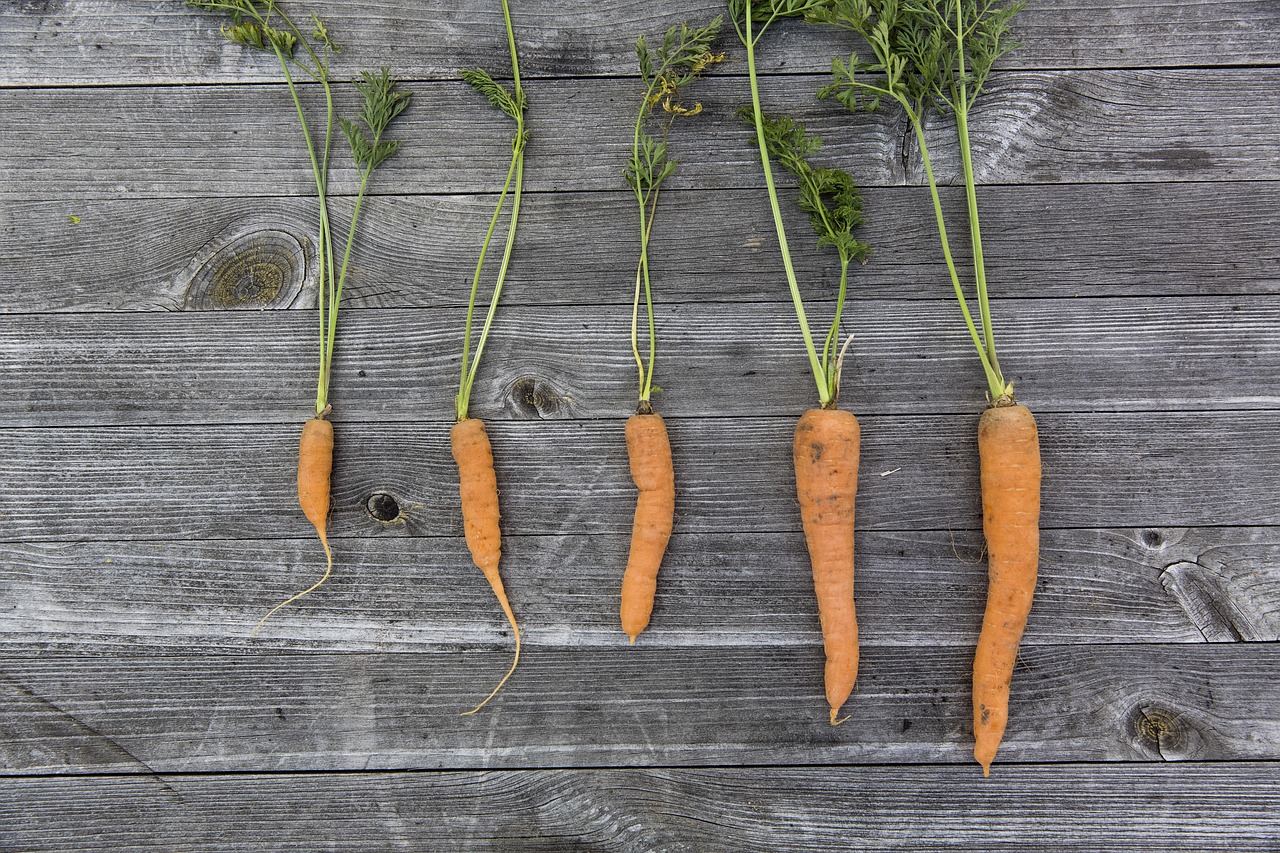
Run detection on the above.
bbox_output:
[3,526,1277,651]
[4,297,1279,426]
[2,0,1279,848]
[3,764,1277,852]
[4,1,1278,85]
[2,645,1278,773]
[4,411,1280,543]
[4,69,1280,201]
[6,182,1280,314]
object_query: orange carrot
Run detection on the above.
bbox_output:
[793,407,861,724]
[452,417,520,714]
[253,416,334,636]
[620,412,676,643]
[973,402,1042,775]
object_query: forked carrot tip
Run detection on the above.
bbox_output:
[830,708,850,726]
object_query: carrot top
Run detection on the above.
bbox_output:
[455,0,528,422]
[809,0,1025,402]
[731,0,871,407]
[625,17,723,409]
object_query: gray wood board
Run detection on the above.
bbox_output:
[4,181,1279,314]
[4,70,1279,201]
[1,644,1278,773]
[2,765,1278,852]
[2,526,1276,652]
[4,296,1278,427]
[4,1,1278,86]
[3,412,1279,543]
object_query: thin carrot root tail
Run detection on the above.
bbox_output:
[452,418,521,714]
[251,530,332,638]
[254,417,335,638]
[619,414,675,644]
[972,403,1041,775]
[794,409,861,724]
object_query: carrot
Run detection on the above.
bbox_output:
[618,18,719,643]
[794,408,861,725]
[734,0,872,722]
[451,0,527,714]
[973,402,1041,775]
[452,417,520,715]
[253,416,333,636]
[620,412,676,643]
[814,0,1037,771]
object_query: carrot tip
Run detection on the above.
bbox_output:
[830,708,850,726]
[250,528,332,638]
[627,634,638,646]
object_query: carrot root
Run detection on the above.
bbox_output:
[973,403,1042,776]
[452,417,521,714]
[253,417,335,637]
[620,413,676,644]
[793,408,861,724]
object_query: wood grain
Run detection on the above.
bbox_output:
[1,644,1277,774]
[2,526,1276,652]
[3,1,1277,86]
[3,411,1279,543]
[5,181,1279,314]
[2,764,1278,851]
[3,70,1279,201]
[4,296,1277,426]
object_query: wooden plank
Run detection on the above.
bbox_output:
[4,296,1278,427]
[2,764,1278,852]
[3,1,1277,87]
[3,411,1279,543]
[1,644,1277,773]
[5,181,1279,314]
[2,526,1276,652]
[4,70,1279,201]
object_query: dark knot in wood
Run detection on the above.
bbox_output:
[365,492,402,523]
[184,228,309,310]
[504,376,566,420]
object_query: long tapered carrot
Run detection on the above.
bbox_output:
[253,416,334,636]
[451,417,520,714]
[793,407,861,725]
[620,412,676,643]
[973,402,1041,775]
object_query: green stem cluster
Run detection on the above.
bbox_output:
[626,17,722,408]
[812,0,1023,402]
[733,0,861,408]
[456,0,528,422]
[188,0,408,416]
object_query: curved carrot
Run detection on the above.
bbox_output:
[452,417,520,714]
[253,416,334,636]
[620,412,676,643]
[973,402,1042,775]
[793,407,860,724]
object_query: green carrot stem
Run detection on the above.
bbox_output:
[743,3,829,406]
[912,117,1004,400]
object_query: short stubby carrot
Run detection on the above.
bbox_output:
[793,407,861,724]
[452,417,521,714]
[253,416,334,636]
[620,412,676,643]
[973,402,1042,775]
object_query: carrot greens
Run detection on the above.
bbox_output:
[625,16,723,412]
[730,0,869,407]
[187,1,410,417]
[806,0,1024,402]
[455,0,528,422]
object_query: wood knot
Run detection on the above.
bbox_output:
[1141,529,1165,549]
[504,376,568,420]
[183,228,310,310]
[365,492,403,523]
[1129,704,1208,761]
